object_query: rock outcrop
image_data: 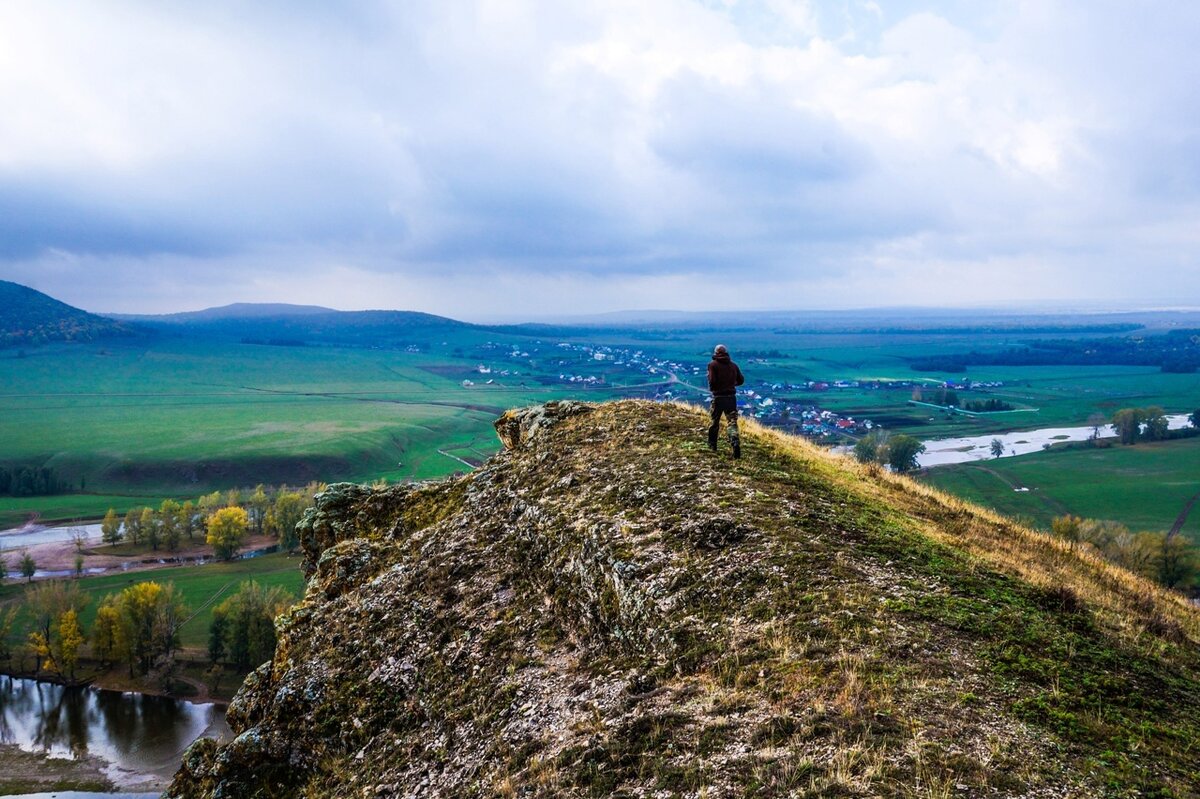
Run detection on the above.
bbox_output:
[169,400,1200,798]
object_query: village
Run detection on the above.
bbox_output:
[454,339,1007,442]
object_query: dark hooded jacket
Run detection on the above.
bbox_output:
[707,352,744,398]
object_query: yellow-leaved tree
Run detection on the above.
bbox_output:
[58,609,84,680]
[207,506,249,561]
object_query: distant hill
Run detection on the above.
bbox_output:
[119,303,472,347]
[119,302,338,322]
[0,280,133,348]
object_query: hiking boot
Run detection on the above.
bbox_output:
[732,443,741,459]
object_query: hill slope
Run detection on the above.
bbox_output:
[120,304,470,345]
[0,280,132,347]
[170,401,1200,798]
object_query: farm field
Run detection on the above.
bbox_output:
[921,436,1200,539]
[2,318,1198,527]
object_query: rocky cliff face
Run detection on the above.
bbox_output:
[169,400,1200,798]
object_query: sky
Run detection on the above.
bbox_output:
[1,0,1199,320]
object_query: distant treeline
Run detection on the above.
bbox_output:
[240,338,308,347]
[777,323,1142,336]
[910,330,1200,373]
[0,466,70,497]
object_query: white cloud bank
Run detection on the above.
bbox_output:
[0,0,1198,317]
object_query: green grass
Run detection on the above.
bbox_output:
[0,493,169,527]
[0,551,306,650]
[921,436,1200,537]
[1,328,1197,528]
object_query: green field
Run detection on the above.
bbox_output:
[2,323,1198,527]
[921,436,1200,538]
[0,552,306,651]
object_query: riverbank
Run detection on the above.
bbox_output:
[0,744,117,795]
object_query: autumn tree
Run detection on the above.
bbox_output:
[179,500,197,541]
[160,499,181,552]
[92,597,121,665]
[24,580,88,675]
[207,506,249,560]
[1051,515,1085,549]
[124,508,142,545]
[1087,411,1108,442]
[198,491,224,519]
[247,485,270,536]
[104,581,189,676]
[101,508,123,545]
[141,506,159,551]
[268,491,308,553]
[57,609,84,680]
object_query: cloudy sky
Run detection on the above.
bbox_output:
[1,0,1198,319]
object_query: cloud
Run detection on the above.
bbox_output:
[0,0,1198,316]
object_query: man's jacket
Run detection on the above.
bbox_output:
[707,353,745,397]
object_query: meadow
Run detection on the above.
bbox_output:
[1,318,1198,531]
[921,435,1200,538]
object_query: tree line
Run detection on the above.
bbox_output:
[1109,406,1200,445]
[8,578,295,686]
[910,329,1200,373]
[0,465,70,497]
[99,482,319,559]
[1049,515,1200,592]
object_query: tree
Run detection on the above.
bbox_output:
[1087,412,1108,443]
[179,500,196,541]
[141,506,159,551]
[1142,406,1169,441]
[207,506,249,560]
[885,435,925,473]
[208,612,228,664]
[210,581,295,670]
[57,609,84,680]
[853,429,889,465]
[19,551,36,582]
[1111,408,1144,445]
[1191,409,1200,429]
[268,492,308,553]
[101,507,123,545]
[124,508,142,545]
[160,499,181,552]
[1150,532,1199,590]
[198,491,224,519]
[0,609,17,660]
[74,552,84,578]
[103,581,189,676]
[92,598,121,665]
[989,438,1005,458]
[247,485,270,536]
[24,580,88,675]
[1051,515,1085,549]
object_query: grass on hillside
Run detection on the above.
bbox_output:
[921,435,1200,537]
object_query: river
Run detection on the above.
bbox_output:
[0,676,231,792]
[918,413,1194,468]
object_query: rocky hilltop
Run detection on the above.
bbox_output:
[170,401,1200,798]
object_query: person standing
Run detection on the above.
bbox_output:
[707,344,745,458]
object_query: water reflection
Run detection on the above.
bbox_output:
[0,676,229,776]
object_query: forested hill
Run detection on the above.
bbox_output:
[0,280,133,348]
[171,400,1200,798]
[119,304,472,347]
